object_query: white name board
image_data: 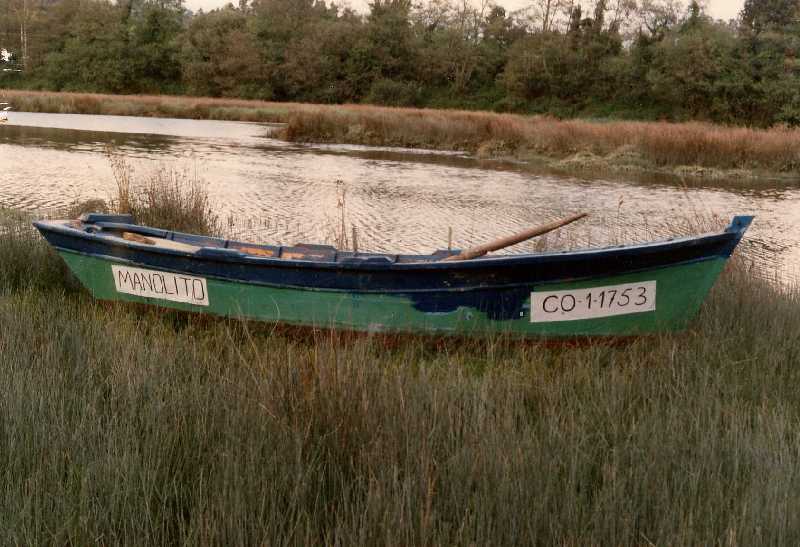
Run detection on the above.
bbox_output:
[531,281,656,323]
[112,265,209,307]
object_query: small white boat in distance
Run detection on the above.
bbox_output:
[0,103,10,122]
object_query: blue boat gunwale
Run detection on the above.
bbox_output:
[32,215,754,273]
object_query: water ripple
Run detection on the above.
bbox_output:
[1,112,796,280]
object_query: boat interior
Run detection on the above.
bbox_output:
[73,213,460,264]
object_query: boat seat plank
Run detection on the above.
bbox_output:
[119,232,201,253]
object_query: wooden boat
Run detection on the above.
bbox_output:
[34,213,753,337]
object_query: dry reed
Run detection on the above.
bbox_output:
[108,154,220,235]
[3,89,800,177]
[284,109,800,174]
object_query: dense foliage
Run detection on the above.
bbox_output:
[2,0,800,125]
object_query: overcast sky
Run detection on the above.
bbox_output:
[185,0,745,22]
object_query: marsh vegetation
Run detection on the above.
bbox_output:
[0,173,797,544]
[5,90,800,182]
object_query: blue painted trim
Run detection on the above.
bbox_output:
[33,215,753,293]
[36,216,752,266]
[80,213,135,224]
[726,215,755,235]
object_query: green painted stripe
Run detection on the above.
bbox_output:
[58,251,727,337]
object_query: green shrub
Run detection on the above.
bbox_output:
[365,79,421,107]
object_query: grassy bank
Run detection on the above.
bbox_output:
[3,198,800,543]
[4,89,800,182]
[283,109,800,181]
[0,89,295,123]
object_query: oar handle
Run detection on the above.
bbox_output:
[443,213,589,261]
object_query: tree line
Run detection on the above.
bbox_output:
[1,0,799,126]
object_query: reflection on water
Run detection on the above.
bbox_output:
[0,111,797,279]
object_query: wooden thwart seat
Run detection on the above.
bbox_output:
[122,232,201,253]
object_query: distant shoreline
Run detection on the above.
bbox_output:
[2,89,798,183]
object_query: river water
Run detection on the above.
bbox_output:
[0,112,796,279]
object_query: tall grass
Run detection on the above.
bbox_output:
[2,182,800,543]
[2,218,800,543]
[0,89,294,122]
[0,209,77,293]
[4,89,800,177]
[109,154,220,235]
[284,109,800,175]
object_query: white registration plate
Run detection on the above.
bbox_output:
[531,281,656,323]
[112,265,209,307]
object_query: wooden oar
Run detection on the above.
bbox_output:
[443,213,589,261]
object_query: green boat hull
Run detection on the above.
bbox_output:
[59,250,727,337]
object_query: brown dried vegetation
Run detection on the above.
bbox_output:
[285,109,800,175]
[4,89,800,177]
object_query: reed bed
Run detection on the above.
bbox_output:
[0,89,296,122]
[4,89,800,177]
[283,109,800,175]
